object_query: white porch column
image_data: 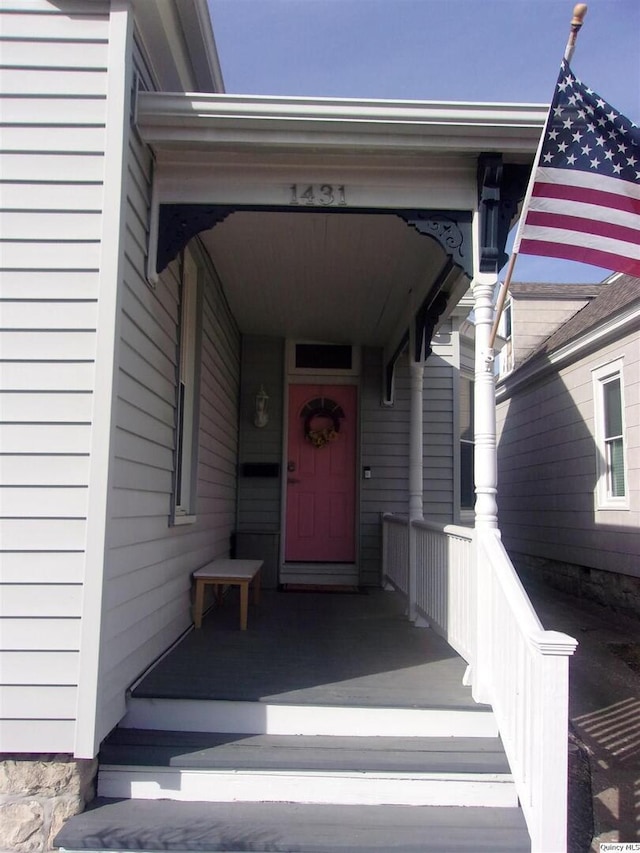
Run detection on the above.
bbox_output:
[472,272,499,530]
[471,270,499,705]
[407,351,424,622]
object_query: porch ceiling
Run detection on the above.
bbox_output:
[201,210,451,346]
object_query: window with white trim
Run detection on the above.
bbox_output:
[459,374,475,512]
[173,249,201,524]
[593,359,628,509]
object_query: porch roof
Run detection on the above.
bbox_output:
[137,92,543,351]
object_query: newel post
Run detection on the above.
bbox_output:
[529,631,578,853]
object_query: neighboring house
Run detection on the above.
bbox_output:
[1,2,578,852]
[496,276,640,615]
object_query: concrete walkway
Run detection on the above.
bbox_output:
[522,577,640,851]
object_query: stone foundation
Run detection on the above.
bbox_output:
[510,553,640,619]
[0,754,97,852]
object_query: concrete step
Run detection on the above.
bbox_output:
[97,728,517,807]
[121,696,498,738]
[54,798,531,852]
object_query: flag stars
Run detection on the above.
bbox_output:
[612,163,623,174]
[627,155,638,167]
[553,106,564,118]
[557,141,568,153]
[543,151,554,163]
[566,154,577,165]
[581,144,592,156]
[589,158,601,169]
[572,131,583,143]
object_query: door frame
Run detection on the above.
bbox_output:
[279,342,361,584]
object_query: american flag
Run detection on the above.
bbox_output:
[514,60,640,276]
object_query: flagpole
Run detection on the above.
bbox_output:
[487,3,588,351]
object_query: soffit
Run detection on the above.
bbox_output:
[200,210,449,346]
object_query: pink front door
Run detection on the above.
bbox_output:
[285,384,357,563]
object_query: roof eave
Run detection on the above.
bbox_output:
[136,92,548,156]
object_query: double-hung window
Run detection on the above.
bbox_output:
[173,249,201,524]
[459,374,475,513]
[592,359,628,509]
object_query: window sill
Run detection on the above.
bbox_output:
[172,513,197,526]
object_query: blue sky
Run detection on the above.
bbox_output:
[207,0,640,283]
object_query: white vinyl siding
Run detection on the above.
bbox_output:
[95,58,241,740]
[174,250,201,521]
[98,242,240,742]
[0,0,110,754]
[496,332,639,579]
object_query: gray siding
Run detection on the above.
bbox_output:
[360,334,456,586]
[236,337,284,532]
[496,331,640,578]
[360,348,410,585]
[0,0,110,753]
[424,328,455,522]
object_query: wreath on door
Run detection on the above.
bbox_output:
[302,398,345,448]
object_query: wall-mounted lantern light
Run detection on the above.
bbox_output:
[254,385,269,428]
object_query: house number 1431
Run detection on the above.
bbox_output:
[289,184,347,206]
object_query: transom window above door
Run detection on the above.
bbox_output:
[287,342,361,376]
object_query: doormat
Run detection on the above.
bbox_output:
[281,584,364,594]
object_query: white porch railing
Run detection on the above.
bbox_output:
[381,513,409,595]
[381,513,577,853]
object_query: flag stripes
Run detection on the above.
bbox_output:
[513,60,640,276]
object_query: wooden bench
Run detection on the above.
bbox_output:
[192,559,263,631]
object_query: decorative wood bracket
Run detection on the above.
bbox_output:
[156,204,236,275]
[399,211,473,278]
[477,154,530,274]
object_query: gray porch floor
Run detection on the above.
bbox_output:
[132,588,482,711]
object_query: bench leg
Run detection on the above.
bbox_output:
[239,581,249,631]
[194,579,205,629]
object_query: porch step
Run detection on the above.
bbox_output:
[121,697,498,738]
[54,798,531,852]
[97,728,516,807]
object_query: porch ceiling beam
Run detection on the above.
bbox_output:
[136,92,547,155]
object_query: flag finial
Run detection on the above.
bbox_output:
[570,4,588,28]
[565,3,587,62]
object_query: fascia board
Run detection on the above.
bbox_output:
[496,303,640,400]
[133,0,224,93]
[136,92,547,154]
[175,0,225,92]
